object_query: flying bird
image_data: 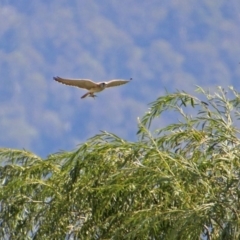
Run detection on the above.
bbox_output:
[53,76,132,99]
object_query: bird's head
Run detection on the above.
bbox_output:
[100,82,106,88]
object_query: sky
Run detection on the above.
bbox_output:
[0,0,240,157]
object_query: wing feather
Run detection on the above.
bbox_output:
[105,78,132,88]
[53,76,97,90]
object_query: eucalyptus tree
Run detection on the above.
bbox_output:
[1,86,240,239]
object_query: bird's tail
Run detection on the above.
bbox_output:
[81,92,90,99]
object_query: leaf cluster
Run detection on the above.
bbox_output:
[1,87,240,239]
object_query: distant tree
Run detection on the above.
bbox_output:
[1,86,240,239]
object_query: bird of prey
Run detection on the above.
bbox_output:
[53,76,132,99]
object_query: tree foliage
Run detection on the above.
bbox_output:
[1,86,240,239]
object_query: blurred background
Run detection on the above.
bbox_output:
[0,0,240,157]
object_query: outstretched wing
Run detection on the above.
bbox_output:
[105,78,132,88]
[53,76,97,90]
